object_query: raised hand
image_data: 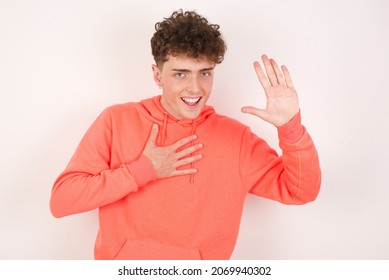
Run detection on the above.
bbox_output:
[142,124,203,178]
[241,55,300,127]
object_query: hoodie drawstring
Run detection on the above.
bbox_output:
[189,119,197,184]
[158,112,169,146]
[158,112,196,183]
[146,96,212,184]
[159,112,198,184]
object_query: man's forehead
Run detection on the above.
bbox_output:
[164,54,215,70]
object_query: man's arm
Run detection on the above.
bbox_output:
[50,108,203,218]
[50,108,145,218]
[240,55,321,203]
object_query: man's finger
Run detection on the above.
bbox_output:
[171,134,198,150]
[270,59,286,86]
[262,55,278,86]
[170,168,198,177]
[253,61,270,90]
[176,143,203,160]
[175,154,203,167]
[281,65,294,88]
[241,106,269,121]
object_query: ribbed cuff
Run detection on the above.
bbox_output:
[277,111,305,143]
[126,155,157,187]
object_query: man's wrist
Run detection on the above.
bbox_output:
[126,155,157,186]
[277,110,305,143]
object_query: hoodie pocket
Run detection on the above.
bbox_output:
[113,238,202,260]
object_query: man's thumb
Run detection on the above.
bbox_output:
[241,106,268,120]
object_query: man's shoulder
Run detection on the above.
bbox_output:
[106,101,140,111]
[102,101,145,118]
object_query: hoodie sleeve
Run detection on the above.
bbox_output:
[50,108,156,218]
[240,112,321,204]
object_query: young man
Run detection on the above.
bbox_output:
[50,10,321,260]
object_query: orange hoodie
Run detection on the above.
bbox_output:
[50,95,321,260]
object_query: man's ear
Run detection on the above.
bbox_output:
[152,64,163,87]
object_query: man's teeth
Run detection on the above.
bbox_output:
[181,97,201,105]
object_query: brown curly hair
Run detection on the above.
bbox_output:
[151,10,227,66]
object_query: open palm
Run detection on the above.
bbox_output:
[242,55,300,127]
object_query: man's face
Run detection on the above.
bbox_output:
[152,54,215,120]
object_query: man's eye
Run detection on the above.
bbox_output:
[175,73,185,78]
[201,72,211,77]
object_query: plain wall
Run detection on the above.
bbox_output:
[1,0,388,259]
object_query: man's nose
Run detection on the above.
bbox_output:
[187,76,201,93]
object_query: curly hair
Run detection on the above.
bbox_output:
[151,10,227,66]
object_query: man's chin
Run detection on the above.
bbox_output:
[181,110,202,120]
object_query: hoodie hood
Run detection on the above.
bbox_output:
[140,95,215,183]
[140,95,215,127]
[140,96,215,145]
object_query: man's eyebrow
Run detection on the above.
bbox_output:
[201,67,215,71]
[171,68,190,72]
[170,67,215,72]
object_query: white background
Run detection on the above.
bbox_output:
[0,0,388,259]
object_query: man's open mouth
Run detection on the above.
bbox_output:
[181,97,202,106]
